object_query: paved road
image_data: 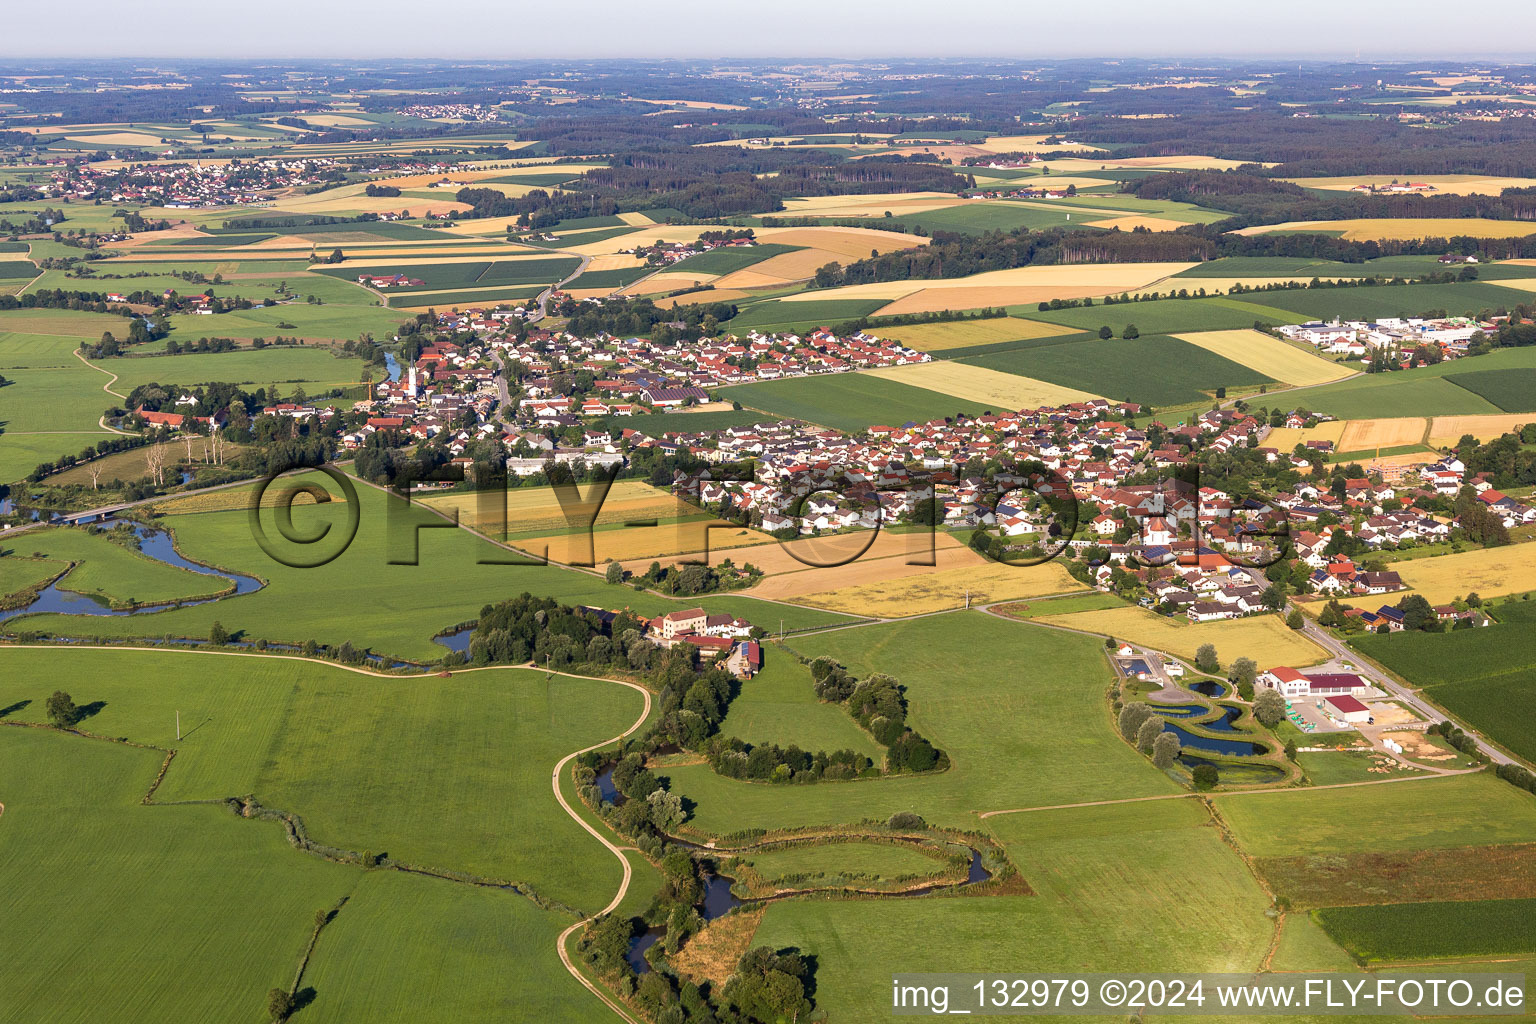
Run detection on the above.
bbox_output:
[489,349,514,419]
[1236,566,1514,767]
[531,254,592,322]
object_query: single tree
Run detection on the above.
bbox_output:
[1253,688,1287,728]
[209,620,228,645]
[267,988,293,1021]
[1284,739,1298,761]
[1136,715,1164,754]
[1195,643,1219,674]
[1152,730,1181,770]
[1286,607,1305,630]
[1192,763,1219,790]
[604,561,624,585]
[46,690,79,728]
[1121,323,1140,340]
[1098,325,1113,340]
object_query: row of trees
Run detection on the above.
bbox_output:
[810,657,946,774]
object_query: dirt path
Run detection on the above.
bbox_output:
[73,350,134,435]
[978,768,1477,819]
[551,676,652,1024]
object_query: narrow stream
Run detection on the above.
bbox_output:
[1,522,263,624]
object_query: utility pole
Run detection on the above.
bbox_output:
[176,710,181,741]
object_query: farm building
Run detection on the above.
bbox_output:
[1259,666,1370,698]
[1324,694,1373,725]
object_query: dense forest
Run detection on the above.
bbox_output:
[455,146,969,224]
[1133,171,1536,229]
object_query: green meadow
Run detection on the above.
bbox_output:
[753,800,1275,1023]
[723,373,987,431]
[8,475,854,658]
[667,611,1180,836]
[0,726,360,1024]
[4,525,228,606]
[962,333,1273,407]
[1216,773,1536,857]
[1297,346,1536,418]
[0,647,645,911]
[1316,898,1536,963]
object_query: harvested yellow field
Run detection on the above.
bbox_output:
[419,479,689,536]
[713,248,841,288]
[1393,544,1536,604]
[756,226,926,258]
[1428,413,1535,446]
[1235,219,1536,242]
[301,113,377,127]
[1280,175,1536,197]
[620,534,958,580]
[705,271,788,290]
[66,131,168,147]
[863,361,1101,408]
[1263,420,1349,451]
[1037,606,1329,667]
[1087,215,1188,232]
[525,523,773,566]
[774,193,971,219]
[617,212,656,226]
[1487,278,1536,294]
[585,253,648,272]
[878,317,1077,351]
[749,545,989,601]
[1339,418,1429,450]
[977,134,1106,154]
[623,271,720,296]
[1173,330,1356,387]
[797,558,1080,616]
[780,262,1195,306]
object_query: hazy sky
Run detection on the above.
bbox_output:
[3,0,1536,60]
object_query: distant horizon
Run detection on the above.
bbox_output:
[4,0,1536,63]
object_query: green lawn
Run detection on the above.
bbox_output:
[97,346,370,393]
[1216,773,1536,857]
[299,870,597,1023]
[669,242,800,276]
[1295,347,1536,419]
[717,653,884,758]
[1226,281,1535,322]
[1353,604,1536,763]
[722,298,889,334]
[10,474,853,659]
[0,726,361,1024]
[1443,368,1536,414]
[0,312,136,479]
[5,525,230,606]
[962,333,1273,407]
[1024,295,1301,334]
[892,201,1101,235]
[1316,898,1536,963]
[666,611,1180,836]
[753,800,1273,1023]
[0,647,644,912]
[723,373,988,431]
